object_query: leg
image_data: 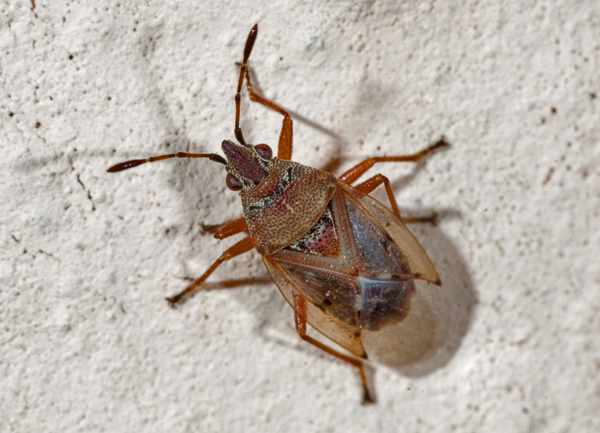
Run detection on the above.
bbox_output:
[338,137,449,184]
[199,223,222,235]
[244,69,293,160]
[354,174,438,224]
[401,213,438,225]
[294,295,374,404]
[201,217,248,239]
[213,218,248,240]
[354,174,401,218]
[166,236,254,305]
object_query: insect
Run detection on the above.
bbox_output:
[108,24,448,403]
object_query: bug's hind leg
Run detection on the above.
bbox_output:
[338,137,449,185]
[166,236,254,305]
[293,295,375,404]
[354,173,402,218]
[354,175,438,224]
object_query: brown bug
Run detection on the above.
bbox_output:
[108,24,448,403]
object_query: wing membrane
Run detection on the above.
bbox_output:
[263,257,366,357]
[339,182,440,284]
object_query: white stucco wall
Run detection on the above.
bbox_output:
[1,1,599,432]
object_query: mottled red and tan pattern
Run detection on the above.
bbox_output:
[241,159,336,255]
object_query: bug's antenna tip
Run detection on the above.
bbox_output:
[243,24,259,63]
[248,24,258,41]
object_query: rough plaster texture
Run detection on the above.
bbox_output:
[1,1,599,432]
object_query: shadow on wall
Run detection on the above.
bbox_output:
[363,220,476,377]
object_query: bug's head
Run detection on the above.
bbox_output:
[222,140,274,192]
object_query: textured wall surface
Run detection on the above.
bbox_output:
[1,1,599,432]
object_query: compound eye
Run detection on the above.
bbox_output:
[226,173,243,191]
[255,143,273,159]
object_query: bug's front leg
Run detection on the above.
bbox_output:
[201,217,248,237]
[202,217,249,240]
[293,295,375,404]
[244,69,293,161]
[166,236,254,305]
